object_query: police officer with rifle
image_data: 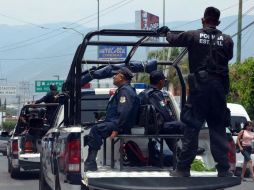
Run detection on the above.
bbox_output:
[157,6,234,177]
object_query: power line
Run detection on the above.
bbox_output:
[0,12,48,29]
[0,0,132,51]
[171,0,252,29]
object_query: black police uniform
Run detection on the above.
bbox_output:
[35,90,59,124]
[166,27,234,173]
[87,83,139,151]
[139,85,184,151]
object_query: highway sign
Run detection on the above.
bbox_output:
[0,86,16,96]
[35,80,64,92]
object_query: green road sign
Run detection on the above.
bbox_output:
[35,80,64,92]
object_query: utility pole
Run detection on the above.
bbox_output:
[97,0,100,88]
[237,0,242,63]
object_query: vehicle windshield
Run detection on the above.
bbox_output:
[230,116,247,133]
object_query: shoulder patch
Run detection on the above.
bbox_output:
[119,96,126,103]
[159,100,165,107]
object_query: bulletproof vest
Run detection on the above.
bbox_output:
[138,89,164,135]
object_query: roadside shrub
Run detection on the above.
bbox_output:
[2,121,16,132]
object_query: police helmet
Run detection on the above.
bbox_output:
[50,84,57,91]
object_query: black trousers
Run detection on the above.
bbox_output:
[177,79,230,172]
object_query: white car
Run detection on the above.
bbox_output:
[227,103,254,176]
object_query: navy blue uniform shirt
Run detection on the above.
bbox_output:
[105,83,139,134]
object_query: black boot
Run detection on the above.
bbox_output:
[84,149,98,171]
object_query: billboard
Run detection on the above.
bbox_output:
[135,10,159,31]
[98,46,127,60]
[0,86,16,96]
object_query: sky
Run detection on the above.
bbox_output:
[0,0,253,28]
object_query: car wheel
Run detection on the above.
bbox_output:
[55,175,61,190]
[39,169,51,190]
[8,158,10,173]
[10,162,20,179]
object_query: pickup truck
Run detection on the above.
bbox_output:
[7,103,58,178]
[39,29,241,190]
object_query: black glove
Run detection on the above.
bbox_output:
[157,26,170,36]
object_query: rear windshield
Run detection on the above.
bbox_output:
[81,94,110,123]
[230,116,248,133]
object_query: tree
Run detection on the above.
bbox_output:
[147,47,189,95]
[228,57,254,119]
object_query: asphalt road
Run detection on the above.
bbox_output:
[0,153,253,190]
[0,154,39,190]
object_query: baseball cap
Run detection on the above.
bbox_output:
[204,6,220,22]
[150,70,165,84]
[112,67,134,80]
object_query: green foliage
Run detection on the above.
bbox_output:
[191,159,216,172]
[228,57,254,119]
[2,121,16,132]
[147,47,189,91]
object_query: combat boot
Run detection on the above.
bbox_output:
[84,149,98,171]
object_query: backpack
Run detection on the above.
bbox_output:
[121,140,148,166]
[138,89,163,135]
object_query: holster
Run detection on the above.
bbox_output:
[188,73,198,92]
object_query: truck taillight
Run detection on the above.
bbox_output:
[12,140,18,155]
[65,139,80,172]
[24,140,33,153]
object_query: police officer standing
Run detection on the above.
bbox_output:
[84,67,139,171]
[35,84,59,124]
[157,7,234,177]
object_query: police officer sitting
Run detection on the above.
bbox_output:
[139,70,184,154]
[157,7,234,177]
[84,67,139,171]
[35,84,59,124]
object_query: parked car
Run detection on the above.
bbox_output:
[0,131,10,156]
[227,103,254,177]
[39,29,240,190]
[7,103,59,178]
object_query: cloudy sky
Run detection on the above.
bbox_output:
[0,0,253,28]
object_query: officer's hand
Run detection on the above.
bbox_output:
[110,131,118,139]
[157,26,170,36]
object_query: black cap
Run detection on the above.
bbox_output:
[112,67,134,80]
[204,6,220,22]
[150,70,165,84]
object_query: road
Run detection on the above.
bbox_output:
[0,154,39,190]
[0,153,253,190]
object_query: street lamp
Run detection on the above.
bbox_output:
[53,75,60,80]
[62,27,84,38]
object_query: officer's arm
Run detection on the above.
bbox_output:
[166,31,193,47]
[149,92,173,122]
[227,36,234,60]
[116,89,136,129]
[35,96,46,104]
